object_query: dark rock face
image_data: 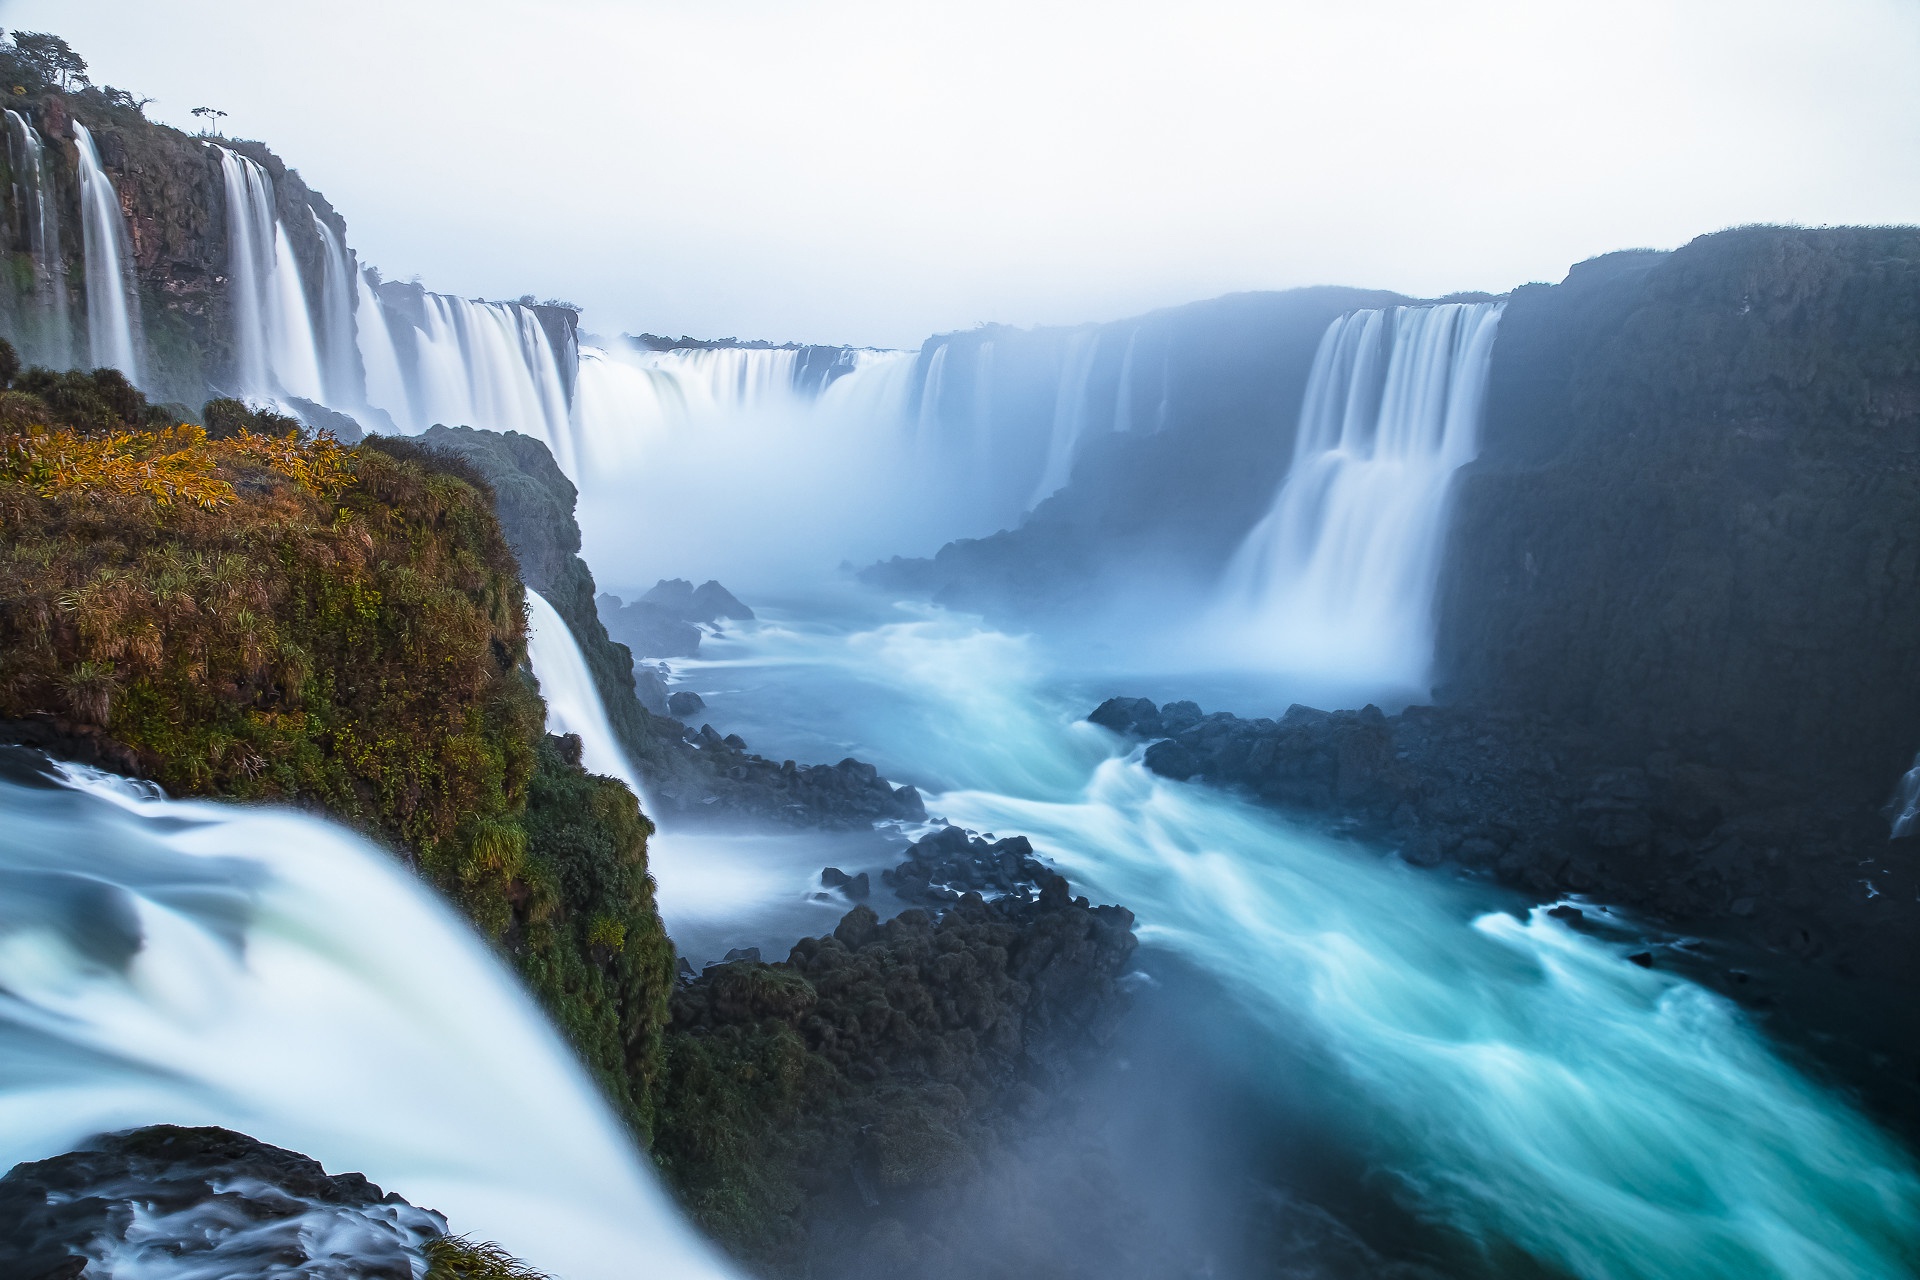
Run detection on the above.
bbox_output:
[666,689,706,718]
[1438,227,1920,791]
[0,1126,445,1280]
[393,427,924,831]
[653,881,1137,1274]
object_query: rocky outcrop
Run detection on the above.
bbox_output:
[395,426,926,830]
[1437,228,1920,793]
[597,577,755,661]
[0,1125,542,1280]
[653,879,1137,1274]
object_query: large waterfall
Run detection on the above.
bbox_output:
[2,110,71,369]
[70,121,142,382]
[1215,302,1504,689]
[213,146,325,404]
[359,284,576,471]
[569,341,932,590]
[1030,328,1102,506]
[311,213,362,409]
[524,589,646,799]
[0,755,735,1280]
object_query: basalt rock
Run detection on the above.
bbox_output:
[0,1126,544,1280]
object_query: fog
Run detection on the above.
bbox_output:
[6,0,1917,346]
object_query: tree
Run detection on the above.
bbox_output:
[9,31,88,92]
[191,106,227,136]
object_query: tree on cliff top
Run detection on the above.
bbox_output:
[4,31,89,92]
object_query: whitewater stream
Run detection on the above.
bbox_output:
[653,603,1920,1280]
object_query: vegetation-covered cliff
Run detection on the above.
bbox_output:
[0,349,676,1137]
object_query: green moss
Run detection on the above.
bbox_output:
[515,735,676,1136]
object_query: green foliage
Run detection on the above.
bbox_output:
[203,396,301,440]
[0,356,686,1190]
[2,351,176,435]
[514,735,677,1136]
[422,1235,550,1280]
[2,30,87,94]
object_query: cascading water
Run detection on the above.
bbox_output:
[667,608,1920,1280]
[70,121,142,381]
[570,343,935,590]
[3,109,71,369]
[1111,327,1139,434]
[1216,301,1504,690]
[311,212,362,408]
[0,754,735,1280]
[213,146,324,405]
[367,289,576,471]
[524,588,646,799]
[1030,328,1102,507]
[354,268,409,421]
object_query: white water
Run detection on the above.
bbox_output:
[311,213,361,409]
[573,343,946,591]
[1030,328,1102,507]
[525,588,646,799]
[71,121,142,381]
[213,146,325,405]
[1216,302,1504,690]
[366,289,576,471]
[667,607,1920,1280]
[1892,751,1920,840]
[3,109,71,368]
[354,268,410,422]
[0,759,734,1280]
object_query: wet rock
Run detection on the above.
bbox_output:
[0,1127,460,1280]
[667,689,706,717]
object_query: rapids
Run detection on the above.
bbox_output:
[662,605,1920,1280]
[0,754,736,1280]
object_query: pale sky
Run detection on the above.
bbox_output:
[6,0,1918,347]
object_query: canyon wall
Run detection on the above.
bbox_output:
[1436,227,1920,790]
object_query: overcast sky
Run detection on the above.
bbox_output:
[7,0,1918,347]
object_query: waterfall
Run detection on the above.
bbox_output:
[365,289,576,473]
[0,756,735,1280]
[914,341,949,439]
[354,269,410,421]
[3,109,71,368]
[1112,328,1139,434]
[525,589,646,799]
[1029,328,1101,507]
[1216,301,1503,689]
[312,212,361,407]
[213,145,324,404]
[71,121,142,381]
[1891,751,1920,839]
[570,345,929,590]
